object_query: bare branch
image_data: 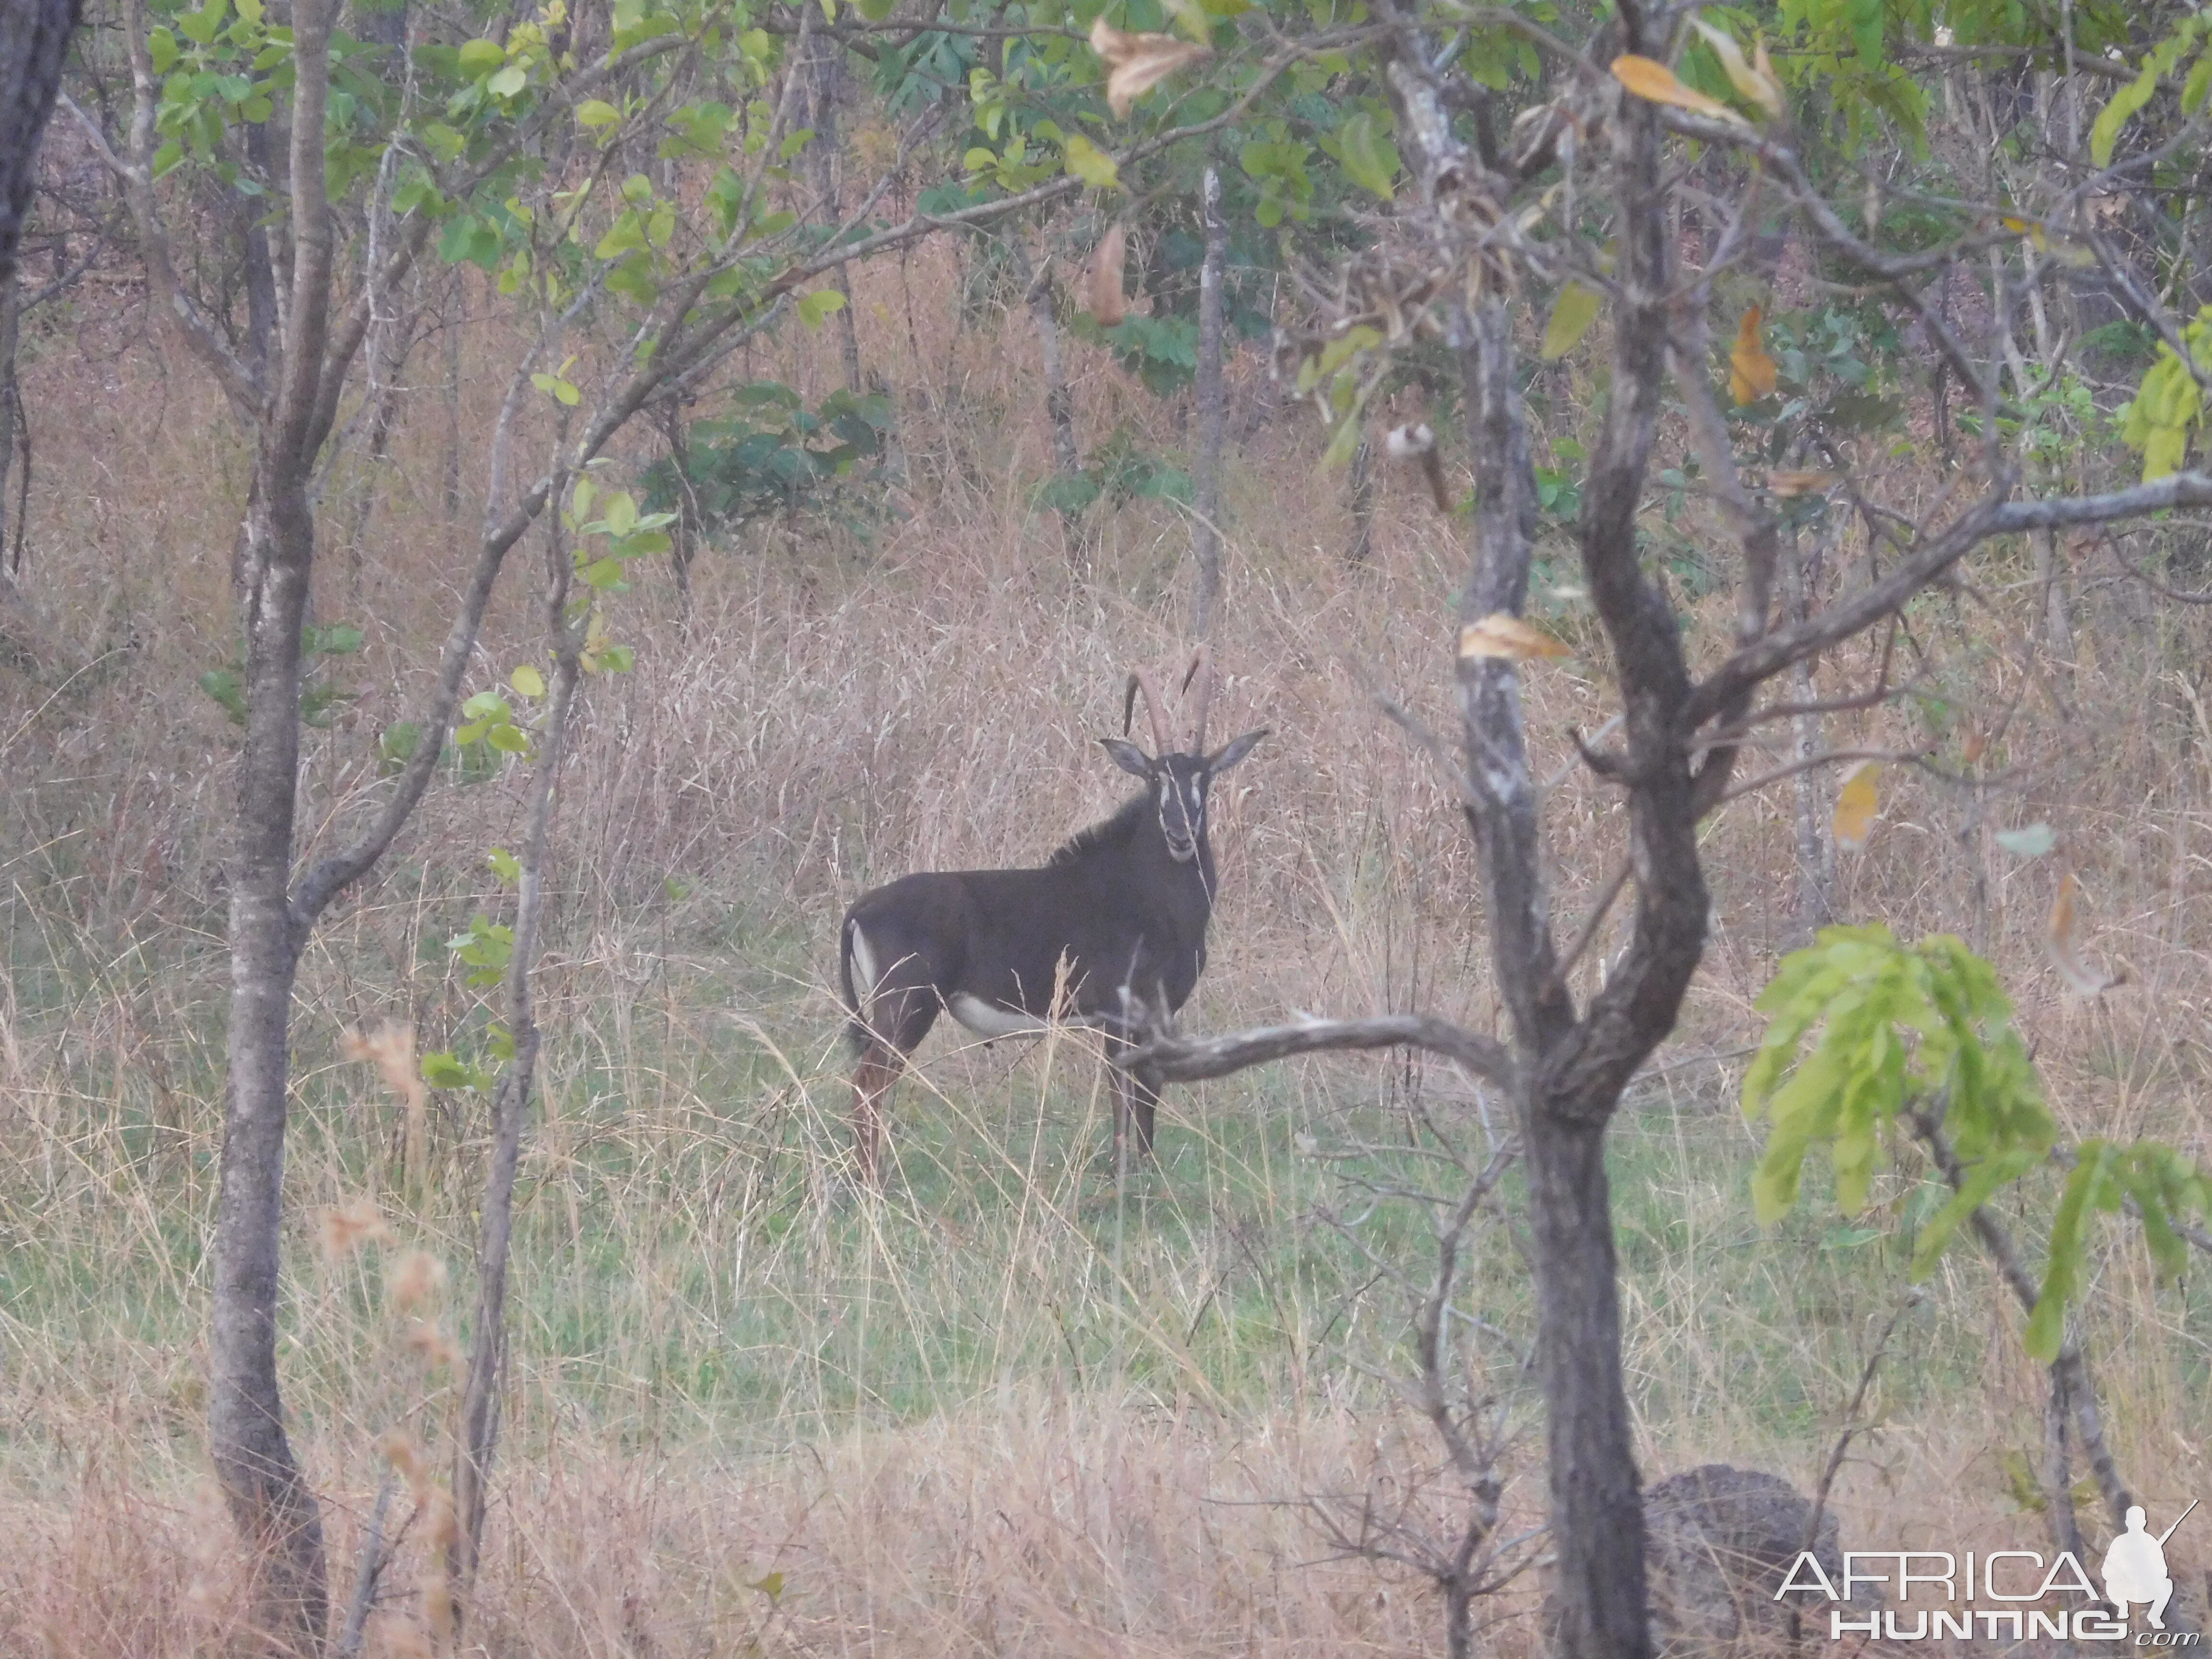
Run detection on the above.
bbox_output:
[1118,1013,1511,1086]
[1687,472,2212,728]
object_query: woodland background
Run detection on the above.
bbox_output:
[3,0,2212,1650]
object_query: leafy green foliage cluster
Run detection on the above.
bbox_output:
[1033,421,1194,515]
[2121,307,2212,482]
[200,621,363,729]
[1746,927,2208,1359]
[643,384,891,535]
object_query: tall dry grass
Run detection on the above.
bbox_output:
[3,234,2211,1653]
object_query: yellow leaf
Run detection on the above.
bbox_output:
[1090,16,1212,119]
[1831,760,1879,851]
[1609,54,1750,125]
[1540,281,1604,360]
[510,664,546,697]
[1086,223,1128,325]
[2047,871,2125,994]
[1729,303,1778,404]
[1457,613,1571,662]
[1690,18,1783,119]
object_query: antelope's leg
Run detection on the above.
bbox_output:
[847,979,938,1186]
[1124,1058,1163,1160]
[1103,1031,1162,1167]
[851,1046,896,1186]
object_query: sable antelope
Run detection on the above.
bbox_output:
[837,649,1265,1183]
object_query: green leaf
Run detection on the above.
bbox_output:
[488,847,522,884]
[1062,133,1121,192]
[457,37,504,74]
[2092,64,2159,168]
[487,63,527,98]
[421,1050,481,1089]
[779,126,815,161]
[378,721,421,768]
[1994,823,2057,857]
[576,98,621,128]
[1330,109,1399,199]
[305,621,363,655]
[148,28,180,73]
[510,664,546,697]
[199,667,247,725]
[797,288,848,329]
[1540,282,1604,360]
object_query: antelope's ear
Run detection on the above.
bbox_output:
[1206,728,1268,774]
[1099,737,1155,778]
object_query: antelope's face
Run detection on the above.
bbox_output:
[1101,731,1269,865]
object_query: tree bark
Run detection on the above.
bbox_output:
[807,32,862,393]
[213,398,332,1659]
[1191,165,1226,635]
[206,0,339,1642]
[451,496,580,1617]
[0,271,18,567]
[1013,235,1085,565]
[0,0,81,288]
[1346,433,1375,565]
[1455,297,1652,1659]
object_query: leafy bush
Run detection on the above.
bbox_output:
[642,382,893,537]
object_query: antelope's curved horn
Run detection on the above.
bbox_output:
[1126,668,1176,755]
[1181,644,1215,753]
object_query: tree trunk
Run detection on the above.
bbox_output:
[451,502,580,1615]
[1190,165,1226,636]
[1521,1110,1647,1658]
[209,0,339,1642]
[1014,236,1085,565]
[807,33,862,393]
[1024,251,1081,478]
[212,468,331,1655]
[1454,294,1652,1659]
[0,0,81,287]
[1346,434,1375,564]
[0,270,17,567]
[1782,514,1833,945]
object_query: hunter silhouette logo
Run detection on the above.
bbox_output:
[2105,1501,2196,1632]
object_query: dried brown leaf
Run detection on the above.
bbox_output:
[1457,613,1571,661]
[2047,872,2124,994]
[1086,223,1128,324]
[1768,469,1842,497]
[1091,16,1212,119]
[1729,304,1778,405]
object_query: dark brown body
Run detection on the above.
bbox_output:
[837,675,1263,1182]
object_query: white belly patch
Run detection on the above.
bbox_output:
[948,994,1053,1039]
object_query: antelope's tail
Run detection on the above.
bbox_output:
[838,914,868,1056]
